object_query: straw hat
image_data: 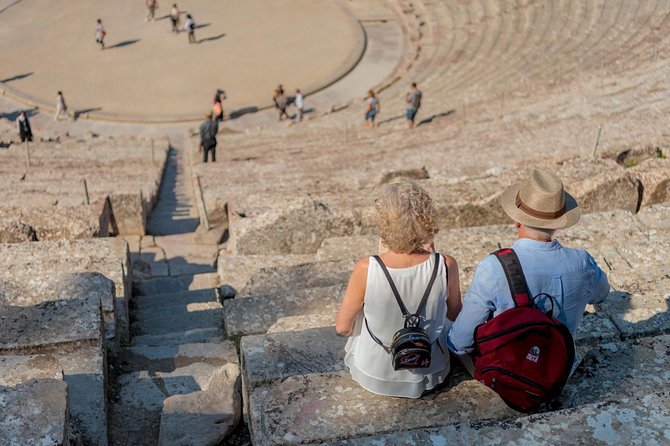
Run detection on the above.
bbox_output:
[499,169,580,229]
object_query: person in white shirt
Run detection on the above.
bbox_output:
[294,89,304,122]
[184,14,196,43]
[55,91,68,121]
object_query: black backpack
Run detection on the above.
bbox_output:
[366,253,442,370]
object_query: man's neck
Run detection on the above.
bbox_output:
[518,234,552,243]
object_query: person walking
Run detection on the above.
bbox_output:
[55,91,68,121]
[16,111,33,142]
[146,0,158,22]
[294,89,304,122]
[405,82,422,128]
[95,19,106,50]
[364,90,380,128]
[273,88,289,121]
[170,3,180,33]
[184,14,196,43]
[199,111,218,163]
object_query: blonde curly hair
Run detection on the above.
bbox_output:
[376,178,438,254]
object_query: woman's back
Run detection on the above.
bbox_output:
[344,253,451,398]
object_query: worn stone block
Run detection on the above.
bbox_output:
[110,193,146,236]
[319,392,670,446]
[158,363,241,446]
[0,295,102,351]
[630,157,670,207]
[267,314,337,334]
[315,236,377,262]
[0,238,131,344]
[239,259,352,297]
[0,377,69,446]
[224,284,345,337]
[0,220,37,243]
[0,354,63,387]
[229,196,374,255]
[218,254,314,293]
[637,203,670,231]
[242,328,345,390]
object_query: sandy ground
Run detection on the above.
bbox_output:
[0,0,361,119]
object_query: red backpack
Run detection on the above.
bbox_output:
[473,248,575,412]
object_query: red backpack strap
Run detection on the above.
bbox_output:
[493,248,532,308]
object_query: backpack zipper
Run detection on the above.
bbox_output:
[476,321,556,343]
[479,366,548,394]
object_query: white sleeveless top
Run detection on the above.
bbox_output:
[344,253,452,398]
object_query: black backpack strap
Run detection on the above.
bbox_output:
[365,316,392,353]
[373,253,441,326]
[493,248,532,308]
[414,253,441,321]
[372,255,410,316]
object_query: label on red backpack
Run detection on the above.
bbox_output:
[526,346,541,363]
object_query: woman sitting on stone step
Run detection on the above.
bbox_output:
[336,178,462,398]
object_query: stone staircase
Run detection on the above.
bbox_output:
[109,273,240,446]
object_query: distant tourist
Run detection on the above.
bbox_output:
[405,82,422,128]
[212,89,226,121]
[364,90,380,128]
[16,111,32,142]
[184,14,196,43]
[199,111,218,163]
[145,0,159,22]
[55,91,68,121]
[336,178,462,398]
[95,19,106,50]
[170,3,180,33]
[294,89,304,122]
[273,87,289,121]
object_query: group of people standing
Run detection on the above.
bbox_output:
[272,85,305,122]
[365,82,423,129]
[94,2,195,50]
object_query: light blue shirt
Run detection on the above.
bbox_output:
[447,238,610,355]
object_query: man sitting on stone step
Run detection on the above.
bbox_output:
[447,169,610,374]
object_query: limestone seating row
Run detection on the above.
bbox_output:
[241,330,669,445]
[0,355,70,446]
[0,197,113,243]
[223,155,668,256]
[219,204,669,342]
[0,137,169,235]
[0,287,109,445]
[0,238,131,346]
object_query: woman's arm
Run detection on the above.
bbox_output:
[444,254,462,321]
[335,257,369,336]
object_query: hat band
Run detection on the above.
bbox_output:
[515,193,566,220]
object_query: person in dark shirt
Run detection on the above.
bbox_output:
[199,111,218,162]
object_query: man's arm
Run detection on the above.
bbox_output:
[587,254,610,305]
[447,260,496,355]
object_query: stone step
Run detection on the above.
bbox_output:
[0,355,69,446]
[218,254,315,295]
[130,328,225,347]
[243,334,670,445]
[119,341,238,373]
[223,284,345,337]
[131,288,220,311]
[133,272,220,297]
[267,314,337,334]
[318,392,670,445]
[109,341,240,446]
[132,300,222,324]
[130,307,224,337]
